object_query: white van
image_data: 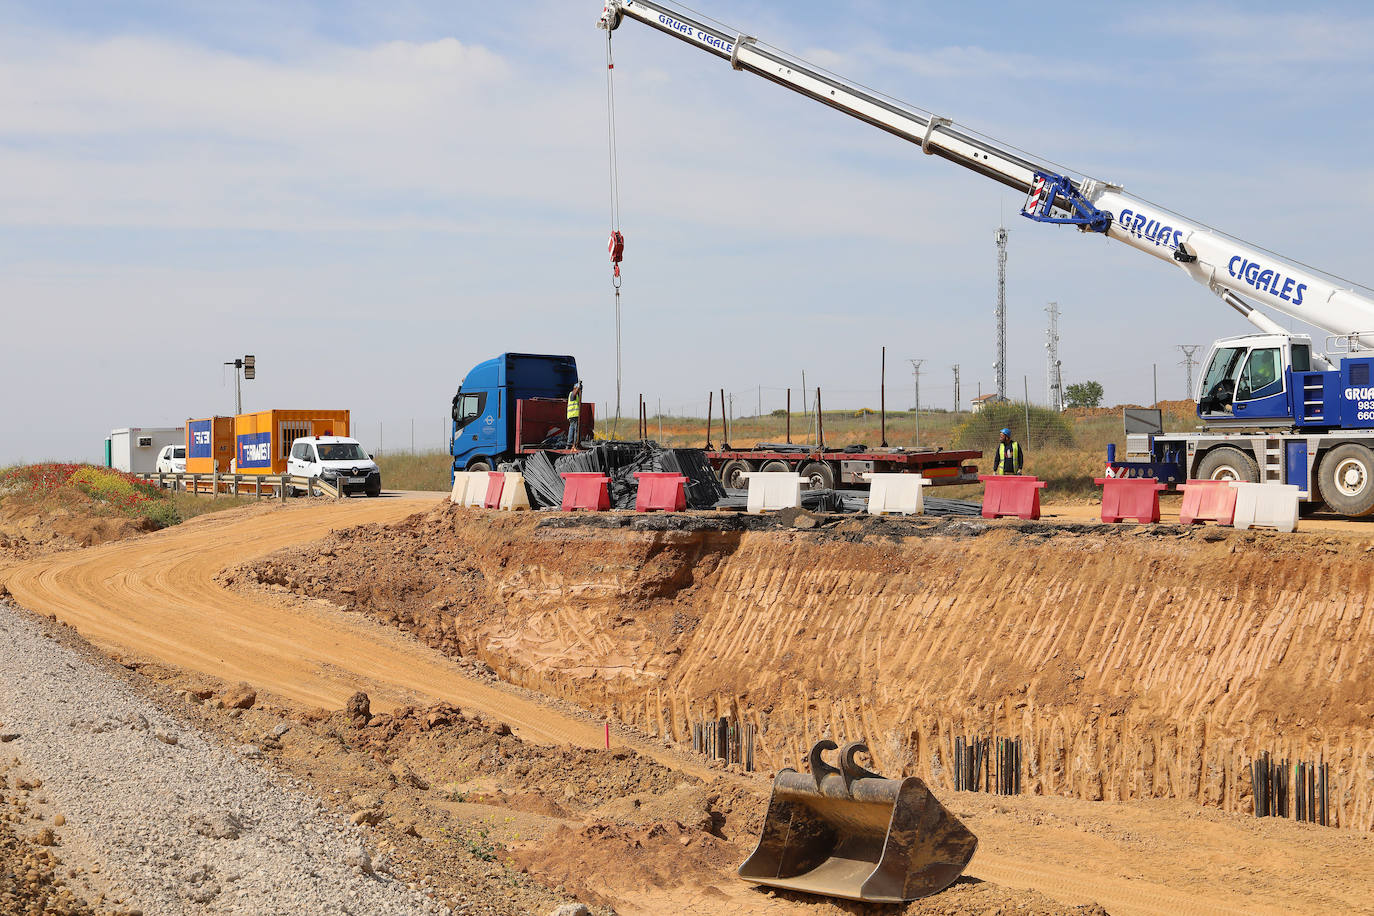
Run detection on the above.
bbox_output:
[155,444,186,474]
[286,436,382,497]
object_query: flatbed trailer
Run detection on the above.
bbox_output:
[705,447,981,490]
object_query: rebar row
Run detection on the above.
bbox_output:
[953,736,1021,795]
[691,718,756,772]
[1251,753,1329,825]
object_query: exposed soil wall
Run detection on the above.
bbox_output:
[236,506,1374,830]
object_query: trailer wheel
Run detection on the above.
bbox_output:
[800,460,835,490]
[1194,447,1258,484]
[759,460,790,473]
[1317,444,1374,517]
[719,459,753,490]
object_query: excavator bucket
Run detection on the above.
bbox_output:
[739,740,977,903]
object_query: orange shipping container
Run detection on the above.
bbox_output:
[233,409,350,475]
[185,417,236,474]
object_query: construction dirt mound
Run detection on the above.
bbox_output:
[238,502,1374,833]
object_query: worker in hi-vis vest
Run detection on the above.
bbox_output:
[566,380,583,449]
[994,427,1024,475]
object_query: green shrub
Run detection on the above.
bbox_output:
[140,500,182,529]
[953,402,1075,451]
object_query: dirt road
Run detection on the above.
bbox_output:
[5,498,1372,914]
[0,498,616,751]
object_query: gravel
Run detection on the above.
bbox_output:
[0,602,449,915]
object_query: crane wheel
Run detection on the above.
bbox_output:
[467,460,492,474]
[1317,444,1374,517]
[1194,447,1258,484]
[719,459,753,490]
[800,460,836,491]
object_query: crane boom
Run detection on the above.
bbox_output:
[599,0,1374,346]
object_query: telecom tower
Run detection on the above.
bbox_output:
[1178,345,1202,399]
[1045,302,1063,410]
[994,225,1008,400]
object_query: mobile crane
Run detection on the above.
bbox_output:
[598,0,1374,516]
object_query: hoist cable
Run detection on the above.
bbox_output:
[605,29,624,436]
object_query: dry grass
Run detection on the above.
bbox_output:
[376,452,454,493]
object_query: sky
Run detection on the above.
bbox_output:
[2,0,1373,462]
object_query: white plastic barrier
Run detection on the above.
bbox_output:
[497,472,531,511]
[740,472,805,514]
[863,472,931,516]
[449,471,487,507]
[450,471,480,505]
[1229,482,1299,533]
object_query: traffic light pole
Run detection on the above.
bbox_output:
[224,355,255,415]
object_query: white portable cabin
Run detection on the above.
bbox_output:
[107,427,185,474]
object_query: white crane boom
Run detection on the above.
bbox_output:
[599,0,1374,346]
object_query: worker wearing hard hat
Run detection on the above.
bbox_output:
[566,380,583,449]
[994,428,1024,475]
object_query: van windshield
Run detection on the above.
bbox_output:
[173,447,185,459]
[318,443,368,461]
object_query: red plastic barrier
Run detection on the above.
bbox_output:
[482,472,505,509]
[979,475,1047,520]
[634,472,688,512]
[1178,479,1238,526]
[1096,476,1166,523]
[560,472,611,511]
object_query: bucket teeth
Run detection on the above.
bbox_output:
[738,739,978,903]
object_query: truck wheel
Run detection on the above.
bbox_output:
[719,459,753,490]
[1317,444,1374,517]
[467,460,492,474]
[800,461,835,490]
[1194,447,1258,484]
[759,460,790,473]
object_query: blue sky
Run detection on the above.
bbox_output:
[2,0,1372,462]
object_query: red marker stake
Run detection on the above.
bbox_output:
[604,722,610,749]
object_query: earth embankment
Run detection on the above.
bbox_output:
[244,506,1374,830]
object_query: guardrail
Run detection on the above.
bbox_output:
[135,472,343,500]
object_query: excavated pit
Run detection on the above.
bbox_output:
[231,504,1374,830]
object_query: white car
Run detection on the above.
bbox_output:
[155,444,186,474]
[286,436,382,497]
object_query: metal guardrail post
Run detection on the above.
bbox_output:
[278,475,287,500]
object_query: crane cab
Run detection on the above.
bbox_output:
[1196,334,1316,425]
[1197,333,1374,430]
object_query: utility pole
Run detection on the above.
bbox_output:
[1178,345,1202,399]
[952,365,961,413]
[908,359,924,447]
[995,225,1008,400]
[1045,302,1063,411]
[223,354,255,415]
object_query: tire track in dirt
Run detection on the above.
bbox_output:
[0,499,705,773]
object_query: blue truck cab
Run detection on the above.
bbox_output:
[450,353,580,475]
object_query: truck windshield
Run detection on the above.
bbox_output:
[318,443,368,461]
[1201,347,1245,402]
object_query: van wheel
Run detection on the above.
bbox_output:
[1194,447,1258,484]
[800,461,836,490]
[1317,444,1374,517]
[719,460,753,490]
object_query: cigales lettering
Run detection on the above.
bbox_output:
[1228,256,1308,306]
[657,13,734,53]
[1117,208,1183,252]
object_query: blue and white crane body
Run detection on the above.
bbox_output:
[598,0,1374,515]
